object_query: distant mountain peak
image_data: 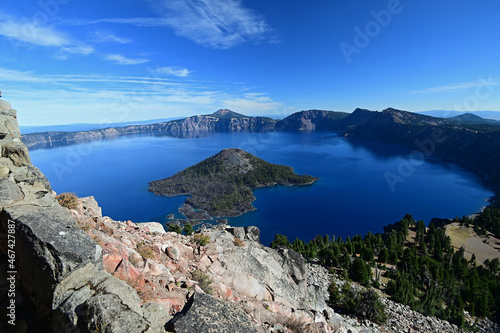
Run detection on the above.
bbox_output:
[447,113,500,125]
[352,108,374,114]
[382,107,409,114]
[211,109,247,118]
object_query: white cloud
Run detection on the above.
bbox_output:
[54,44,95,59]
[62,17,170,27]
[222,93,282,115]
[0,66,282,125]
[0,14,94,58]
[0,68,46,82]
[153,0,275,49]
[91,31,132,44]
[411,77,500,94]
[103,54,150,65]
[62,0,276,49]
[0,19,69,47]
[155,66,191,77]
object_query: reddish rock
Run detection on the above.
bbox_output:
[115,258,141,281]
[155,297,187,315]
[103,254,123,273]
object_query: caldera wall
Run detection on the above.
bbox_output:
[0,99,167,332]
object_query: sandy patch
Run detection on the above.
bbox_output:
[445,222,500,264]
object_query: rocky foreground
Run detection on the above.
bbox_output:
[70,197,500,333]
[1,98,499,332]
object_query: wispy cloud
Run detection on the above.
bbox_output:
[0,67,282,125]
[0,19,69,47]
[0,14,94,57]
[62,0,276,49]
[0,68,46,82]
[91,30,132,44]
[62,17,169,27]
[411,77,500,94]
[222,93,282,114]
[54,44,95,60]
[0,69,183,86]
[155,66,191,77]
[103,54,150,65]
[153,0,275,49]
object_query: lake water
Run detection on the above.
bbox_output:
[29,131,494,245]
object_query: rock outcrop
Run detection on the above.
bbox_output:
[166,292,258,333]
[0,99,169,332]
[70,202,334,332]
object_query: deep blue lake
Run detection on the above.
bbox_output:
[29,131,494,245]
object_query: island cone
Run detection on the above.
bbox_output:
[149,148,317,218]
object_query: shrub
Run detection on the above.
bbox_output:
[191,270,213,295]
[98,222,114,236]
[115,272,154,302]
[75,217,94,232]
[233,238,245,247]
[328,280,341,305]
[137,241,155,260]
[281,316,322,333]
[356,289,387,324]
[330,282,387,324]
[193,233,211,246]
[283,317,307,332]
[128,254,140,268]
[56,192,79,210]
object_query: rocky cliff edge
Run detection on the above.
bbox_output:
[0,100,170,332]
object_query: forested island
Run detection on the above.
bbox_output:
[149,148,317,218]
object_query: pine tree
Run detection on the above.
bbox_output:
[167,223,182,234]
[350,257,370,286]
[182,223,194,235]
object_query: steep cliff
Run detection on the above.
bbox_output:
[0,99,169,332]
[275,109,349,131]
[344,108,500,192]
[22,109,276,150]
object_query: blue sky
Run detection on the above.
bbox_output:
[1,0,500,125]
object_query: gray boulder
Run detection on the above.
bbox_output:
[226,225,261,243]
[3,205,102,320]
[53,263,171,333]
[139,222,165,234]
[142,302,172,333]
[166,292,258,333]
[77,294,149,333]
[245,226,260,242]
[226,226,245,239]
[275,246,306,283]
[0,164,9,178]
[0,179,23,204]
[11,164,52,190]
[2,141,30,166]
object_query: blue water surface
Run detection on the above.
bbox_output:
[29,131,494,245]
